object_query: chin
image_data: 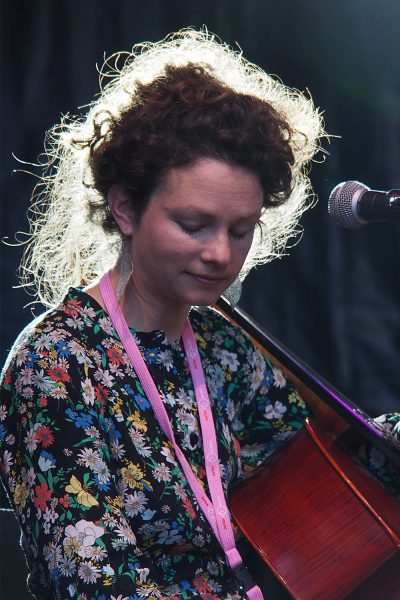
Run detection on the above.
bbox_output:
[187,291,223,307]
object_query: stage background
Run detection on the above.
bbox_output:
[1,1,399,598]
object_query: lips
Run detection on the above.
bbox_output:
[188,273,226,285]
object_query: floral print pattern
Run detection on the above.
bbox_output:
[0,288,311,599]
[361,413,400,497]
[1,287,400,600]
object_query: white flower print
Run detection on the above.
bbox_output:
[110,440,126,460]
[93,460,111,484]
[43,542,63,570]
[21,466,36,487]
[109,364,125,377]
[5,433,15,445]
[81,378,95,405]
[193,534,206,548]
[241,443,267,458]
[219,350,239,372]
[18,367,33,386]
[81,306,96,320]
[249,362,264,393]
[59,556,76,577]
[226,398,236,422]
[272,367,286,389]
[207,560,220,576]
[124,491,148,517]
[43,506,59,524]
[78,561,101,584]
[64,520,105,559]
[156,349,174,371]
[86,545,107,561]
[76,353,92,367]
[67,339,85,357]
[136,567,150,583]
[173,482,187,501]
[129,429,152,458]
[65,316,84,330]
[24,429,38,453]
[152,463,172,483]
[264,400,287,420]
[15,346,29,367]
[94,368,115,388]
[222,423,232,445]
[33,334,54,351]
[77,448,102,469]
[102,513,118,528]
[1,450,13,474]
[84,425,100,439]
[51,385,67,400]
[160,444,178,467]
[31,369,54,392]
[22,386,34,399]
[17,402,27,415]
[111,538,128,551]
[98,316,114,334]
[102,564,115,576]
[176,409,198,430]
[176,388,195,410]
[115,522,137,545]
[163,392,176,407]
[50,386,68,399]
[48,329,65,343]
[183,430,201,451]
[209,578,223,592]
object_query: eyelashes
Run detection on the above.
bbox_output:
[179,225,203,237]
[179,223,249,241]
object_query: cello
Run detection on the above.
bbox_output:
[215,297,400,600]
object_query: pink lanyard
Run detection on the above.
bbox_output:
[99,272,264,599]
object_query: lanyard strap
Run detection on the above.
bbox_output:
[99,272,264,599]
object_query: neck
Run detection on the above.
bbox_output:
[111,268,189,342]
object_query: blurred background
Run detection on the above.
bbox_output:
[1,0,399,597]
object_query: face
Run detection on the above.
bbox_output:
[118,158,263,314]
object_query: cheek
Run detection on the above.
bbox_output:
[163,231,200,258]
[235,238,254,262]
[148,237,195,269]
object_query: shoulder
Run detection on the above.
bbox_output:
[191,305,257,349]
[1,288,110,384]
[190,305,265,376]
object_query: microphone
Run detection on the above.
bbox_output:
[328,181,400,229]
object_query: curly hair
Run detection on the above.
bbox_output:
[88,63,295,229]
[21,28,325,307]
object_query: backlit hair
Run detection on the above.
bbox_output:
[21,28,325,307]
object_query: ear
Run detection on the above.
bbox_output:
[107,184,136,236]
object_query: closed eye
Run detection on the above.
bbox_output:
[229,223,258,241]
[178,219,259,240]
[179,224,203,236]
[229,230,247,241]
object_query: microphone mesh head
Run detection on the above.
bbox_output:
[328,180,369,229]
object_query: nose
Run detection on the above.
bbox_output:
[201,231,232,266]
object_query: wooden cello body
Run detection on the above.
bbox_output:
[215,298,400,600]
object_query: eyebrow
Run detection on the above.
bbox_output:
[171,207,261,221]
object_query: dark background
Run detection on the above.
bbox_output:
[1,1,399,598]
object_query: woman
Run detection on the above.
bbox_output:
[1,29,326,599]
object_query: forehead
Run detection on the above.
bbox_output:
[152,158,264,215]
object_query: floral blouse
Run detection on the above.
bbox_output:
[1,289,399,600]
[0,288,310,600]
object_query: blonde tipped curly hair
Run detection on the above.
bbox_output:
[21,28,325,307]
